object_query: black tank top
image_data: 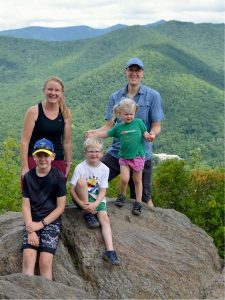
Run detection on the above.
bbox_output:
[28,103,65,160]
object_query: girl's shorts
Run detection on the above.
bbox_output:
[119,157,145,172]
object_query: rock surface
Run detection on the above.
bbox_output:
[0,200,224,299]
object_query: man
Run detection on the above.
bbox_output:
[89,57,164,208]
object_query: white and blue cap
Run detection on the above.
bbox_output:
[32,138,55,156]
[126,57,144,69]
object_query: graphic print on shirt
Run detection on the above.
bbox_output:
[87,176,99,199]
[121,129,136,135]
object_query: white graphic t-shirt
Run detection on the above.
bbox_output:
[70,160,109,203]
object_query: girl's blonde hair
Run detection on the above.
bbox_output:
[84,137,104,151]
[43,76,70,119]
[113,97,138,119]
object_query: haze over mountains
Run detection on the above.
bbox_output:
[0,21,223,166]
[0,20,166,41]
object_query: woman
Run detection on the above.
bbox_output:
[21,76,72,178]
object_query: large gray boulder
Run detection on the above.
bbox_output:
[0,200,224,299]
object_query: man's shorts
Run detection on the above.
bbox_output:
[22,221,61,255]
[88,195,107,212]
[119,157,145,172]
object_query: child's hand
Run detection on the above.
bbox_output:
[26,221,43,233]
[144,130,156,142]
[85,130,97,138]
[83,202,97,214]
[143,131,151,140]
[28,232,39,247]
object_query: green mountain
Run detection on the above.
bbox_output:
[0,21,223,166]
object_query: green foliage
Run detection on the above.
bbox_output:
[152,159,224,258]
[0,22,223,166]
[106,176,120,198]
[0,137,21,213]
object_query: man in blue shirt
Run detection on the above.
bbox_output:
[88,57,164,208]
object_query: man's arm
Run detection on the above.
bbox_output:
[145,122,161,142]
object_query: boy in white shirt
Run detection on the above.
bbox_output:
[70,137,120,265]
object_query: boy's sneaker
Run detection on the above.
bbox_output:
[102,250,120,265]
[115,194,125,207]
[83,213,100,228]
[132,201,143,216]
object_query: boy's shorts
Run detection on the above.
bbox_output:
[119,157,145,172]
[88,195,106,212]
[22,221,61,255]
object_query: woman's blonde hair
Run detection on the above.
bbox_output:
[43,76,70,119]
[113,97,138,119]
[84,137,104,151]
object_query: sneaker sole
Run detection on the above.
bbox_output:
[132,210,141,216]
[86,222,100,228]
[102,256,120,266]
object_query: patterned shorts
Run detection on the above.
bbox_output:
[119,157,145,172]
[22,221,61,254]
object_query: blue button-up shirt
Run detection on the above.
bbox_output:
[104,84,164,160]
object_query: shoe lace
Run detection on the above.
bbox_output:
[117,195,125,202]
[133,202,142,211]
[107,251,117,261]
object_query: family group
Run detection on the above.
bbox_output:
[20,57,164,279]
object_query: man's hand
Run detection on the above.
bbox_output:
[144,131,156,142]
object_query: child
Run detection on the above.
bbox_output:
[70,137,120,266]
[21,138,66,280]
[86,98,150,216]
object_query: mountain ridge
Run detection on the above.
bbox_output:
[0,20,166,41]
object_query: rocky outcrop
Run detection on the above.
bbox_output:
[0,200,224,299]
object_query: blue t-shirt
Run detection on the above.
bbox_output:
[105,84,164,160]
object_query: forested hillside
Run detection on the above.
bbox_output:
[0,21,223,166]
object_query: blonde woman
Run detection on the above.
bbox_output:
[21,76,72,178]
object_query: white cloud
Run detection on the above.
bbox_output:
[0,0,224,30]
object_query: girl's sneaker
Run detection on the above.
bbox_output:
[115,194,125,207]
[132,201,143,216]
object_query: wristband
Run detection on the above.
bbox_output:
[41,219,48,227]
[65,161,72,166]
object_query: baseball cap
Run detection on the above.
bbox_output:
[32,138,55,156]
[126,57,144,69]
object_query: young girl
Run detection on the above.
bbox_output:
[87,98,150,216]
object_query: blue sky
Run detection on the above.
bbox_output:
[0,0,224,30]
